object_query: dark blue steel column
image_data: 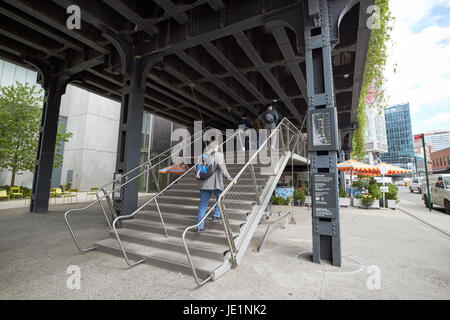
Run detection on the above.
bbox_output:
[112,54,162,217]
[30,74,69,213]
[304,0,342,266]
[113,59,147,217]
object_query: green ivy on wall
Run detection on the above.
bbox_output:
[351,0,394,160]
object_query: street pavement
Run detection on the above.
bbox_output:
[397,186,450,237]
[1,201,449,299]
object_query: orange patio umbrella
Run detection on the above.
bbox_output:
[337,159,378,198]
[158,164,187,174]
[375,163,410,176]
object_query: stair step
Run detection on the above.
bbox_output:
[155,196,254,210]
[163,189,258,201]
[170,183,265,193]
[109,228,228,261]
[122,219,230,245]
[179,177,269,184]
[135,210,245,232]
[144,202,251,220]
[95,238,221,279]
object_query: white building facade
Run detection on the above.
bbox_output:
[0,59,182,192]
[0,60,121,191]
[364,105,388,165]
[424,131,450,152]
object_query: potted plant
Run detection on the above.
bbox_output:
[367,179,382,208]
[353,194,363,207]
[271,196,288,206]
[286,196,293,206]
[339,186,350,207]
[362,194,375,209]
[293,190,300,206]
[294,189,306,207]
[385,184,399,209]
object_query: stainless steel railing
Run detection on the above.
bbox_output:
[109,129,244,267]
[64,126,222,253]
[182,118,306,286]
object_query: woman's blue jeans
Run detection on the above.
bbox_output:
[196,189,222,230]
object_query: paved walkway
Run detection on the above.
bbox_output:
[0,202,449,299]
[397,187,450,237]
[0,192,154,211]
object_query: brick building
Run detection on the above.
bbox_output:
[431,147,450,173]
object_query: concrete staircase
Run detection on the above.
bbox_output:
[94,151,290,282]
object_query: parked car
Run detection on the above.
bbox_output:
[422,174,450,214]
[410,177,424,193]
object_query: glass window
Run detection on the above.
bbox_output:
[444,177,450,189]
[436,177,444,189]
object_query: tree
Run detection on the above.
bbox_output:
[0,82,72,186]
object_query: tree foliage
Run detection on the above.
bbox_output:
[352,0,394,160]
[0,82,72,186]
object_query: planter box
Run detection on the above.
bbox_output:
[352,198,363,207]
[371,200,380,209]
[339,198,351,207]
[305,196,312,206]
[386,199,398,210]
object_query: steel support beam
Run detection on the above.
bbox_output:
[153,0,189,25]
[271,26,308,101]
[107,31,162,217]
[147,73,235,126]
[4,0,108,54]
[101,0,159,36]
[114,59,148,217]
[304,0,342,267]
[203,42,267,105]
[234,32,303,123]
[30,68,69,212]
[207,0,225,12]
[176,51,258,117]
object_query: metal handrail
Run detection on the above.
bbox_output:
[94,126,215,195]
[64,126,225,253]
[182,117,306,286]
[110,129,244,267]
[257,211,291,253]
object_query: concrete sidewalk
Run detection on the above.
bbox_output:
[0,192,154,211]
[397,188,450,237]
[0,204,449,299]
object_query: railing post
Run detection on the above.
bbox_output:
[149,160,161,193]
[218,199,237,263]
[279,126,286,154]
[250,164,261,205]
[97,188,113,229]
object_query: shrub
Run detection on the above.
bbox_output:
[294,189,306,203]
[271,196,288,205]
[352,178,367,191]
[362,194,375,207]
[339,186,347,198]
[385,184,398,201]
[367,181,382,200]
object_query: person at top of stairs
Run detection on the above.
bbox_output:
[195,138,235,232]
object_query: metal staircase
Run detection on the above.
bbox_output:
[65,118,306,286]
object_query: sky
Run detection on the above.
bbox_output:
[385,0,450,134]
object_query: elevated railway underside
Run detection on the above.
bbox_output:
[0,0,372,266]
